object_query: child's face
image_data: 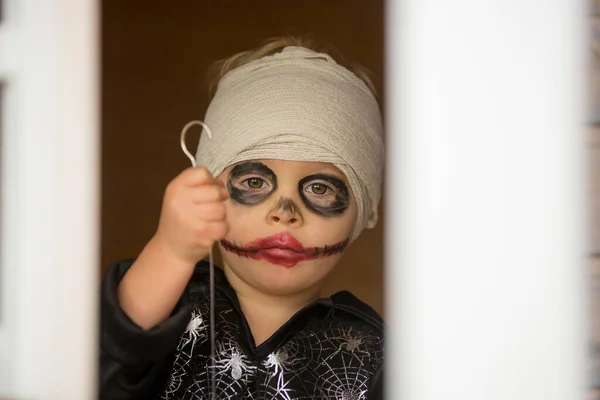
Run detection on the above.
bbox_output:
[216,159,358,296]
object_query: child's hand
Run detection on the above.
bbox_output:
[154,167,229,265]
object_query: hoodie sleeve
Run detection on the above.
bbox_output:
[99,259,191,399]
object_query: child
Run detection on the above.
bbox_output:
[100,36,385,399]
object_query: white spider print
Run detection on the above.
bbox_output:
[185,308,206,340]
[263,349,290,376]
[261,349,294,399]
[177,307,207,358]
[325,327,371,366]
[215,347,256,380]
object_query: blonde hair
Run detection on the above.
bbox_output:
[207,35,378,100]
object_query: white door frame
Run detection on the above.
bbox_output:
[0,0,99,398]
[385,0,588,399]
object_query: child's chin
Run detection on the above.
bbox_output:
[243,261,332,295]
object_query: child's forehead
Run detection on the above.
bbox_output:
[225,159,346,178]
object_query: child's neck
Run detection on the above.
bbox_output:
[223,265,321,346]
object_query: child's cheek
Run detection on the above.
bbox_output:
[224,200,262,236]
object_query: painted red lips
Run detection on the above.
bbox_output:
[220,232,349,268]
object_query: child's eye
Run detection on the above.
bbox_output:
[305,183,331,196]
[242,177,267,190]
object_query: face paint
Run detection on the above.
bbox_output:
[220,232,349,268]
[298,174,350,216]
[228,162,277,205]
[271,197,300,219]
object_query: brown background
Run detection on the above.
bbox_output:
[101,1,385,314]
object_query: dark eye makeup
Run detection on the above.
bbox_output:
[298,174,350,216]
[227,162,277,205]
[228,163,350,216]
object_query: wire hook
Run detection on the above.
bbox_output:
[179,119,217,399]
[180,120,213,168]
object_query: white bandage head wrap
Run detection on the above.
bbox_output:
[195,46,384,241]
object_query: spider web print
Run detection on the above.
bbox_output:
[161,301,211,399]
[160,289,256,399]
[158,286,383,399]
[251,322,384,400]
[313,325,381,400]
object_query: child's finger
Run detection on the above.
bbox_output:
[179,167,214,187]
[220,186,229,199]
[189,186,228,204]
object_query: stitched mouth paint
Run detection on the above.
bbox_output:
[220,232,349,268]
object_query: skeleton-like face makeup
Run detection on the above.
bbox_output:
[227,162,277,206]
[298,174,350,216]
[217,159,358,296]
[227,162,350,217]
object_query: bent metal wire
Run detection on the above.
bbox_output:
[180,120,216,399]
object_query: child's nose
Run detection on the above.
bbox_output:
[267,197,304,226]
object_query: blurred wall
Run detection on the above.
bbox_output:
[101,1,385,314]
